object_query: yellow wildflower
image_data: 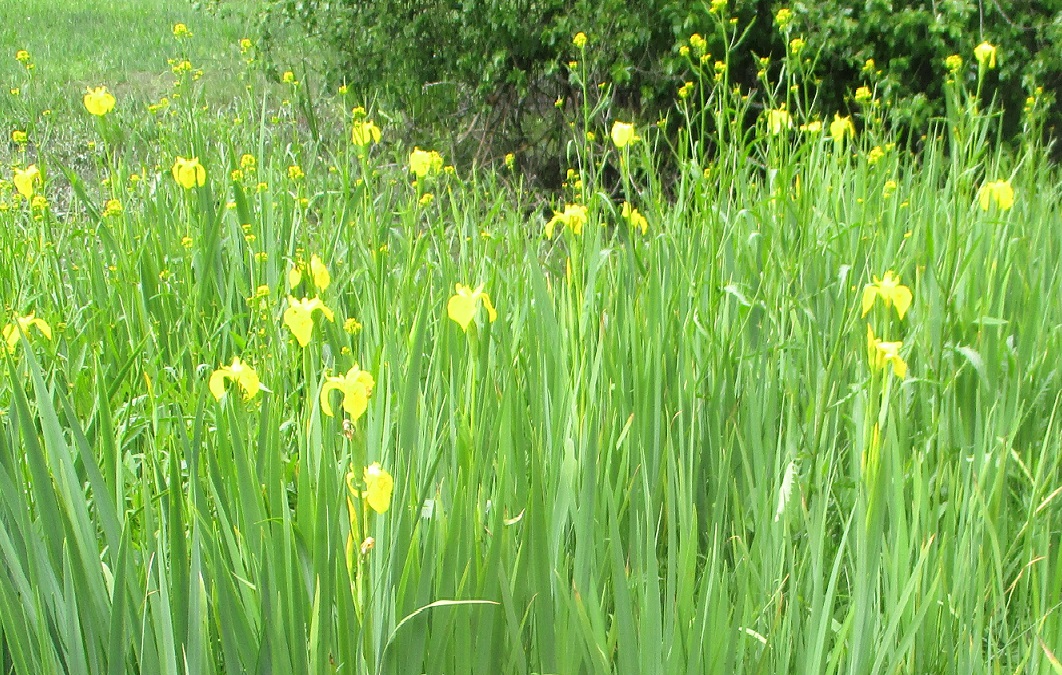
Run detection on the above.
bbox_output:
[978,179,1014,211]
[15,50,30,63]
[862,271,913,320]
[351,119,382,146]
[284,296,335,346]
[208,356,261,400]
[288,165,304,181]
[320,364,375,421]
[409,147,444,178]
[363,463,393,513]
[545,203,589,238]
[866,325,907,379]
[830,114,855,143]
[573,32,587,49]
[104,199,123,216]
[83,86,116,116]
[11,130,26,144]
[766,108,792,134]
[621,202,648,235]
[689,34,707,57]
[172,156,206,189]
[610,121,638,148]
[3,312,52,353]
[13,165,40,198]
[775,8,793,30]
[945,54,963,73]
[447,283,498,331]
[974,41,997,69]
[854,86,872,103]
[309,254,330,290]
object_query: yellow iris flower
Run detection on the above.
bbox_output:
[347,462,393,514]
[830,114,855,143]
[363,463,393,513]
[409,148,444,178]
[288,255,330,291]
[861,271,913,320]
[447,283,498,331]
[621,202,648,235]
[866,325,907,379]
[978,180,1014,211]
[3,312,51,353]
[545,203,589,238]
[309,255,330,290]
[974,41,997,69]
[83,86,116,116]
[320,364,375,421]
[610,121,638,148]
[208,356,261,400]
[284,296,335,347]
[766,108,793,135]
[12,165,40,198]
[172,156,206,189]
[352,120,382,146]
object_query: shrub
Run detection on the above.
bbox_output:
[258,0,1060,175]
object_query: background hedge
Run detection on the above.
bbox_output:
[259,0,1060,176]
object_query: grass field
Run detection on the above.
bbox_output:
[1,2,1061,673]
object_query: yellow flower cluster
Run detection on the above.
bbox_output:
[861,271,912,379]
[775,8,793,30]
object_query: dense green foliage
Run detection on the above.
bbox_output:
[2,1,1062,672]
[262,0,1060,170]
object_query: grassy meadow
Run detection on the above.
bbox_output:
[2,2,1062,673]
